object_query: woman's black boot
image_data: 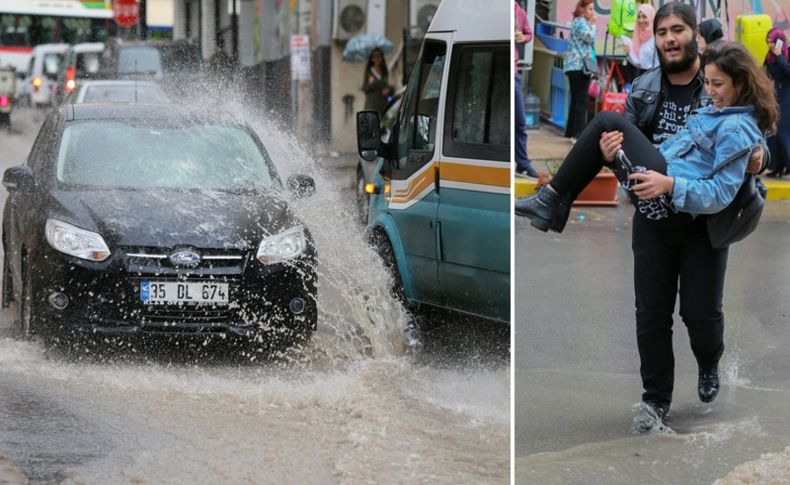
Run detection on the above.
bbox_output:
[514,185,561,232]
[550,194,573,233]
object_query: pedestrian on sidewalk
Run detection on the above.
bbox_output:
[563,0,597,142]
[764,28,790,177]
[696,18,723,54]
[514,0,538,179]
[361,48,391,118]
[516,2,769,434]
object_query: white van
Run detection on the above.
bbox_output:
[17,43,68,107]
[356,0,511,323]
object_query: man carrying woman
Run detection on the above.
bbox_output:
[517,3,770,433]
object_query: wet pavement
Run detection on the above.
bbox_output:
[514,197,790,484]
[0,108,510,484]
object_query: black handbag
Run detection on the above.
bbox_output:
[582,56,598,79]
[705,146,767,249]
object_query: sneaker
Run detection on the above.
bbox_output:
[569,137,577,145]
[632,401,670,434]
[515,166,539,179]
[698,367,720,403]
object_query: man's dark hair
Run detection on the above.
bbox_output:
[654,2,697,35]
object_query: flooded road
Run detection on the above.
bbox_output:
[515,199,790,484]
[0,108,510,484]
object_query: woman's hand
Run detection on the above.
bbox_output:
[773,44,783,56]
[599,131,623,163]
[628,171,674,199]
[515,30,526,44]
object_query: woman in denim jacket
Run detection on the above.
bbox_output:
[563,0,597,140]
[517,41,776,230]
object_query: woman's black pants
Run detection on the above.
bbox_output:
[565,70,591,138]
[550,111,728,407]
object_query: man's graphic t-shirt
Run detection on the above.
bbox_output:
[649,79,697,146]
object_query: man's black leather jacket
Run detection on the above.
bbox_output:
[623,66,711,132]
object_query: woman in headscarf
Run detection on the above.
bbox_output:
[624,4,657,72]
[765,28,790,177]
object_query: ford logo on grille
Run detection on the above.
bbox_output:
[169,249,201,267]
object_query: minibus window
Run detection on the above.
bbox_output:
[395,40,447,175]
[443,44,510,161]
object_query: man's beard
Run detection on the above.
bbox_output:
[657,37,699,74]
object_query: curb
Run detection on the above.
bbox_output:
[515,178,790,201]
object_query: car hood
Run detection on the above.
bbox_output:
[46,188,298,250]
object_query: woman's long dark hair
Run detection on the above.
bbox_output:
[701,40,778,133]
[363,48,388,83]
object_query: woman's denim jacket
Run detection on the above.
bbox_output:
[659,105,763,216]
[563,17,595,73]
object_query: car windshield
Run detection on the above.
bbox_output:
[80,84,169,103]
[57,121,276,192]
[118,47,162,76]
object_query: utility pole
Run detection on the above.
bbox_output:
[139,0,147,39]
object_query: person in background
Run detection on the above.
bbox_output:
[765,28,790,177]
[515,0,539,178]
[622,4,658,73]
[563,0,597,142]
[697,18,724,54]
[361,48,390,118]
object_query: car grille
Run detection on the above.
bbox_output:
[122,246,248,273]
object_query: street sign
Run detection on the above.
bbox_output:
[113,0,139,28]
[290,35,311,80]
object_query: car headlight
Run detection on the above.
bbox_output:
[256,226,307,264]
[45,219,111,262]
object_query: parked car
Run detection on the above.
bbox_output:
[356,0,510,323]
[55,42,104,103]
[2,103,318,350]
[355,94,402,224]
[99,39,204,98]
[0,65,16,127]
[68,80,169,104]
[17,43,68,107]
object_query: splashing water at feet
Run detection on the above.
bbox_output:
[632,402,674,435]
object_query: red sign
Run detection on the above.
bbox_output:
[113,0,139,28]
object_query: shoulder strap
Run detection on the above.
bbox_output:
[706,145,754,179]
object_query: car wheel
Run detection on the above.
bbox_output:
[1,244,12,308]
[371,230,405,303]
[355,170,369,225]
[19,255,40,339]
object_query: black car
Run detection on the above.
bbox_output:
[1,104,318,349]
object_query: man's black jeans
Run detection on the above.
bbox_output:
[632,212,728,406]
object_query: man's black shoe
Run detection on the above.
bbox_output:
[698,368,720,403]
[632,401,670,434]
[514,185,561,232]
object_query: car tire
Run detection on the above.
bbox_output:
[2,243,12,308]
[19,255,41,339]
[371,230,405,303]
[355,169,369,225]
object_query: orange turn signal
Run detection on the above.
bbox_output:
[364,183,379,195]
[383,183,391,194]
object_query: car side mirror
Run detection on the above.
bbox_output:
[3,165,34,192]
[287,174,315,198]
[357,110,381,162]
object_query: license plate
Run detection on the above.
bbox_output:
[140,280,229,305]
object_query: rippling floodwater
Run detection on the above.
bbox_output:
[0,106,510,484]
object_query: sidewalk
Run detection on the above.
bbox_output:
[516,123,790,201]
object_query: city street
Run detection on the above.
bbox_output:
[514,196,790,483]
[0,108,509,484]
